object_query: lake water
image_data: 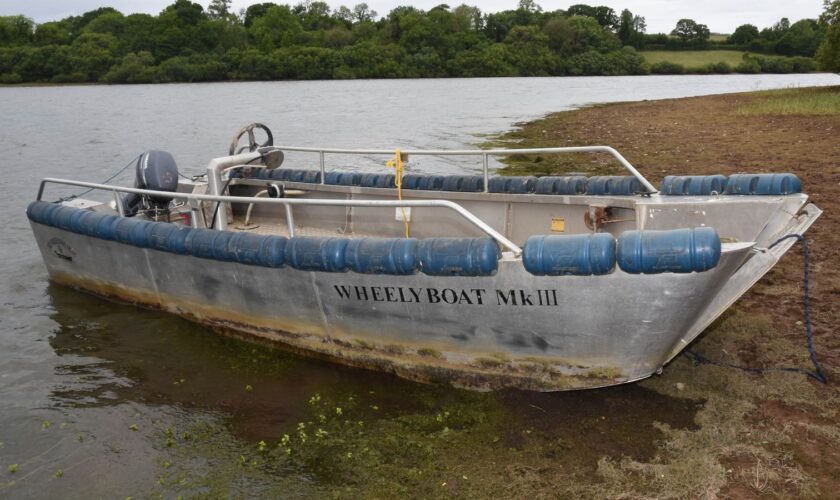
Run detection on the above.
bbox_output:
[1,74,838,497]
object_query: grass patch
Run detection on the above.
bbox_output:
[734,87,840,115]
[482,111,629,176]
[641,50,746,68]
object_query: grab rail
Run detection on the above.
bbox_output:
[36,177,523,256]
[270,144,658,194]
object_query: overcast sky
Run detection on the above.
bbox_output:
[0,0,827,34]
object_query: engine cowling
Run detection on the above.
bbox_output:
[122,150,179,216]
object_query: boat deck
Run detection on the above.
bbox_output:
[229,216,363,239]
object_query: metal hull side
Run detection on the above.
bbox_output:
[32,220,755,391]
[662,202,822,363]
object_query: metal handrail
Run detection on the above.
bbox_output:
[37,177,523,255]
[270,144,658,194]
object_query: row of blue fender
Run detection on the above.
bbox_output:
[523,227,721,275]
[238,168,801,197]
[660,173,801,196]
[26,201,500,276]
[235,168,645,195]
[286,235,500,276]
[29,201,721,276]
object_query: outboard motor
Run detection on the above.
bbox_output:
[121,150,179,218]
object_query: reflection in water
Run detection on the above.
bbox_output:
[34,283,705,496]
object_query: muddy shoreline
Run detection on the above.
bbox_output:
[483,86,840,496]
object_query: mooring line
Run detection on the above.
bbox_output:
[684,234,827,384]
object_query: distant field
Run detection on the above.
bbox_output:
[641,50,746,68]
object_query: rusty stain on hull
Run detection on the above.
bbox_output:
[49,271,628,392]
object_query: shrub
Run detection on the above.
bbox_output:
[711,61,733,73]
[649,61,685,74]
[0,72,21,83]
[735,59,761,73]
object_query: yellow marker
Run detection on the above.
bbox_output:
[551,217,566,233]
[387,149,410,238]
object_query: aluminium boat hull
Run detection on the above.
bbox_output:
[29,199,819,391]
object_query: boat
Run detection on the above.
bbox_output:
[27,123,821,391]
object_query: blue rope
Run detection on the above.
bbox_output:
[684,234,827,384]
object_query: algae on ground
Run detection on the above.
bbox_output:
[145,306,839,498]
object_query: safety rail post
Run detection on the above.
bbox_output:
[319,151,326,184]
[112,189,125,217]
[284,203,295,237]
[482,153,490,193]
[187,198,203,229]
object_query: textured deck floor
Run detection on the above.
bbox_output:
[228,217,367,238]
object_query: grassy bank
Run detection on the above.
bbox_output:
[735,87,840,115]
[642,49,747,68]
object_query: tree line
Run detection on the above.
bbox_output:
[0,0,838,84]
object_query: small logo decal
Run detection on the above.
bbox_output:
[47,237,75,262]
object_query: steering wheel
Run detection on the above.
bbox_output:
[229,123,274,155]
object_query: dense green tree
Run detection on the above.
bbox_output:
[323,26,355,47]
[816,0,840,71]
[161,0,206,26]
[761,17,791,41]
[273,46,338,78]
[118,14,156,54]
[617,9,645,47]
[449,43,515,76]
[293,1,337,30]
[352,3,378,23]
[517,0,542,14]
[243,3,276,27]
[0,0,822,83]
[542,17,572,52]
[249,5,303,50]
[671,18,710,47]
[207,0,232,20]
[0,15,34,45]
[33,22,72,46]
[562,15,620,55]
[226,47,275,78]
[775,19,823,56]
[503,25,556,75]
[453,4,482,31]
[729,24,759,45]
[565,5,618,30]
[103,51,160,82]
